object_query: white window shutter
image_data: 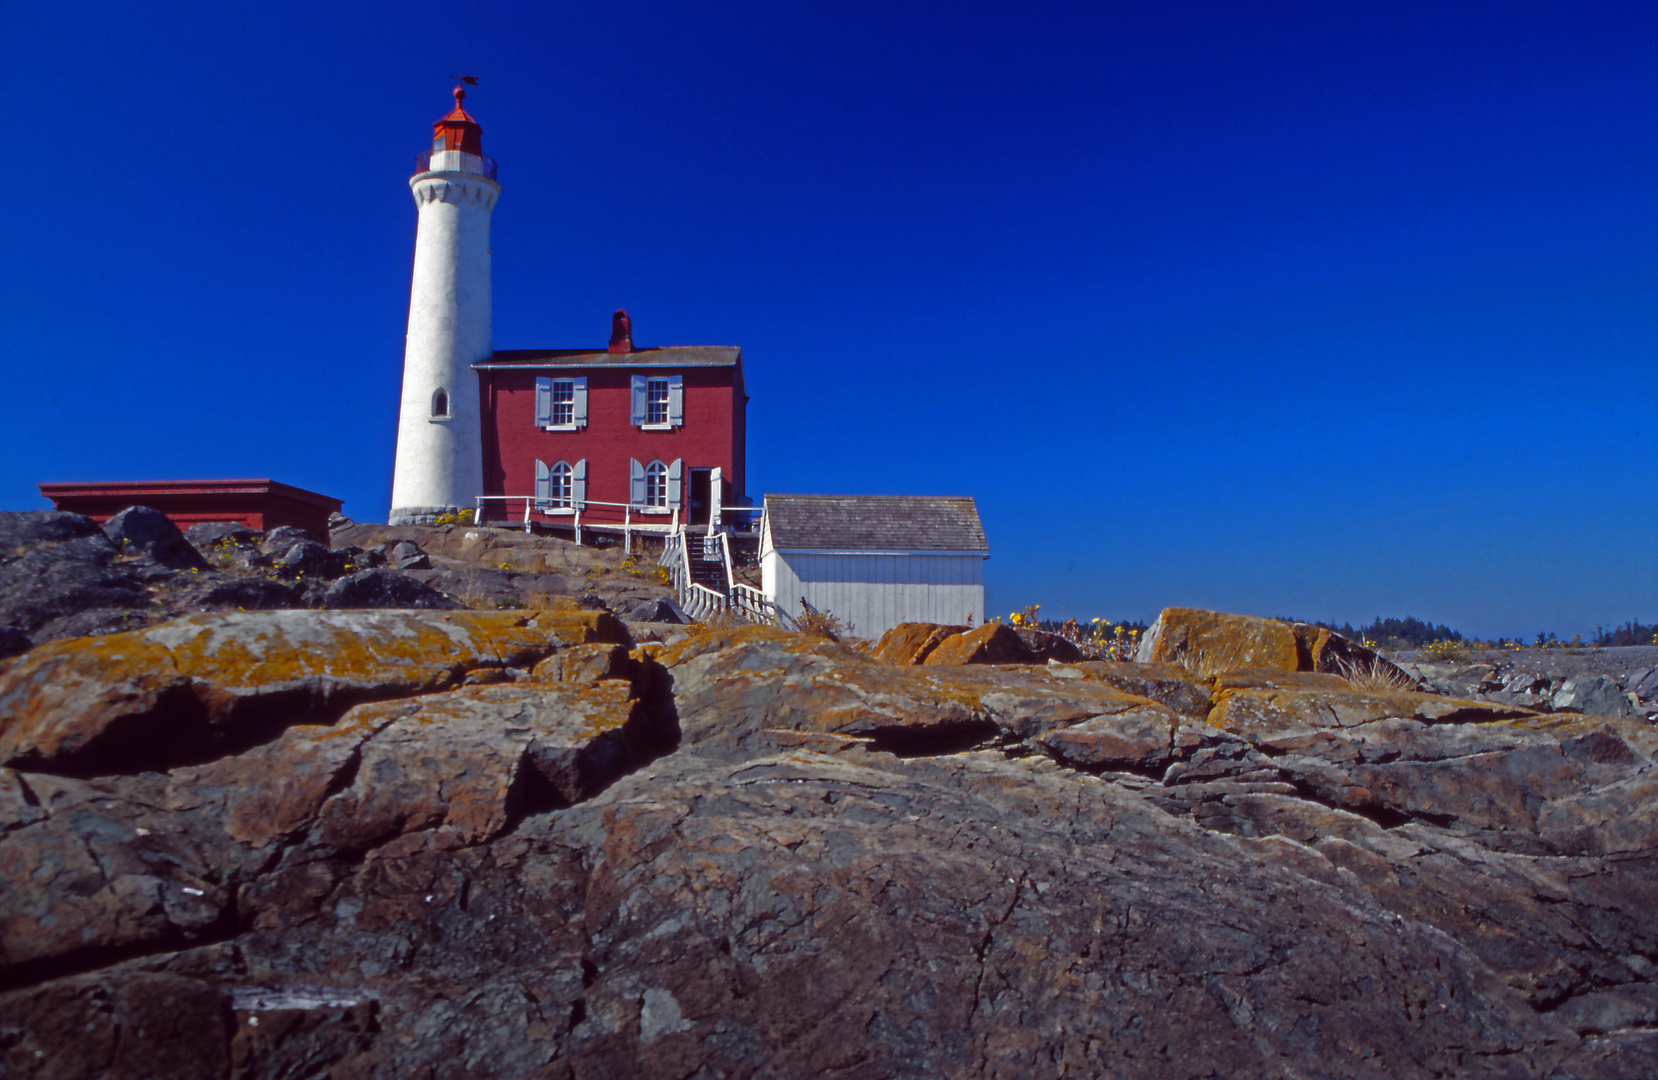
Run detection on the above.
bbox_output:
[629,458,645,506]
[534,459,550,509]
[572,377,588,427]
[573,458,587,509]
[668,458,683,507]
[668,375,684,426]
[630,376,646,426]
[535,378,552,428]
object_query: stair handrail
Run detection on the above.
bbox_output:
[658,529,689,602]
[660,523,781,624]
[717,530,736,595]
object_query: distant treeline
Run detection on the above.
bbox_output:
[1592,621,1658,647]
[1291,616,1656,649]
[1284,616,1464,649]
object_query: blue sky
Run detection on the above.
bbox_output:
[3,1,1653,640]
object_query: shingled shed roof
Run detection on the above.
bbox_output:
[764,495,988,553]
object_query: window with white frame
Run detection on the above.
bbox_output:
[646,378,669,425]
[630,457,679,511]
[550,380,574,426]
[535,376,586,430]
[537,458,585,512]
[630,374,683,428]
[549,461,572,508]
[644,459,668,507]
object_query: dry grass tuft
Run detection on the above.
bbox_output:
[1335,656,1416,693]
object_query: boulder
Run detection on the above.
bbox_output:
[622,596,688,624]
[312,681,659,848]
[384,540,431,570]
[187,522,267,573]
[1136,607,1298,674]
[320,568,460,609]
[103,506,209,570]
[269,539,333,579]
[0,608,631,773]
[184,520,262,550]
[872,622,968,665]
[1014,628,1086,663]
[922,622,1037,665]
[260,525,317,554]
[0,509,107,548]
[1633,666,1658,701]
[531,642,633,684]
[1553,675,1635,718]
[198,576,301,610]
[1136,606,1410,682]
[0,510,150,651]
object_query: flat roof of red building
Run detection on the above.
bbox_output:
[37,479,342,509]
[475,346,740,370]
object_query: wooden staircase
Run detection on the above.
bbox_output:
[659,528,776,625]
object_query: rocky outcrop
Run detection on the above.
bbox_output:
[871,621,967,664]
[103,507,209,571]
[0,606,1655,1077]
[922,622,1037,665]
[0,609,629,775]
[0,511,153,657]
[1135,606,1414,684]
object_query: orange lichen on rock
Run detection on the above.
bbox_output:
[1136,608,1301,677]
[531,643,632,684]
[1137,607,1412,684]
[872,622,968,665]
[0,609,633,773]
[923,624,1036,666]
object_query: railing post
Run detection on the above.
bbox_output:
[624,504,631,556]
[523,497,531,534]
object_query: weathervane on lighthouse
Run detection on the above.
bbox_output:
[388,78,500,525]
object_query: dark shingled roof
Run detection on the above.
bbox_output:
[764,495,987,553]
[475,346,740,370]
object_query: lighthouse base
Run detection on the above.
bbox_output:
[388,504,467,527]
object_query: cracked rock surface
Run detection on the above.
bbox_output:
[1,616,1655,1078]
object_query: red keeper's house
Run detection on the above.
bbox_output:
[473,312,747,537]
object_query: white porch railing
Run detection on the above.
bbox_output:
[476,496,678,554]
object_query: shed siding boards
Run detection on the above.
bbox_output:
[760,495,988,638]
[764,550,984,638]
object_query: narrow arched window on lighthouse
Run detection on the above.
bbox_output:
[432,388,449,418]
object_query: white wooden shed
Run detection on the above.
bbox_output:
[759,495,988,638]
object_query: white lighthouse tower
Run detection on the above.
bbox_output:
[389,82,500,525]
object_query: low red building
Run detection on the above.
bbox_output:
[38,479,342,541]
[473,316,747,538]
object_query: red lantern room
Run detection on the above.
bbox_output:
[433,84,484,156]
